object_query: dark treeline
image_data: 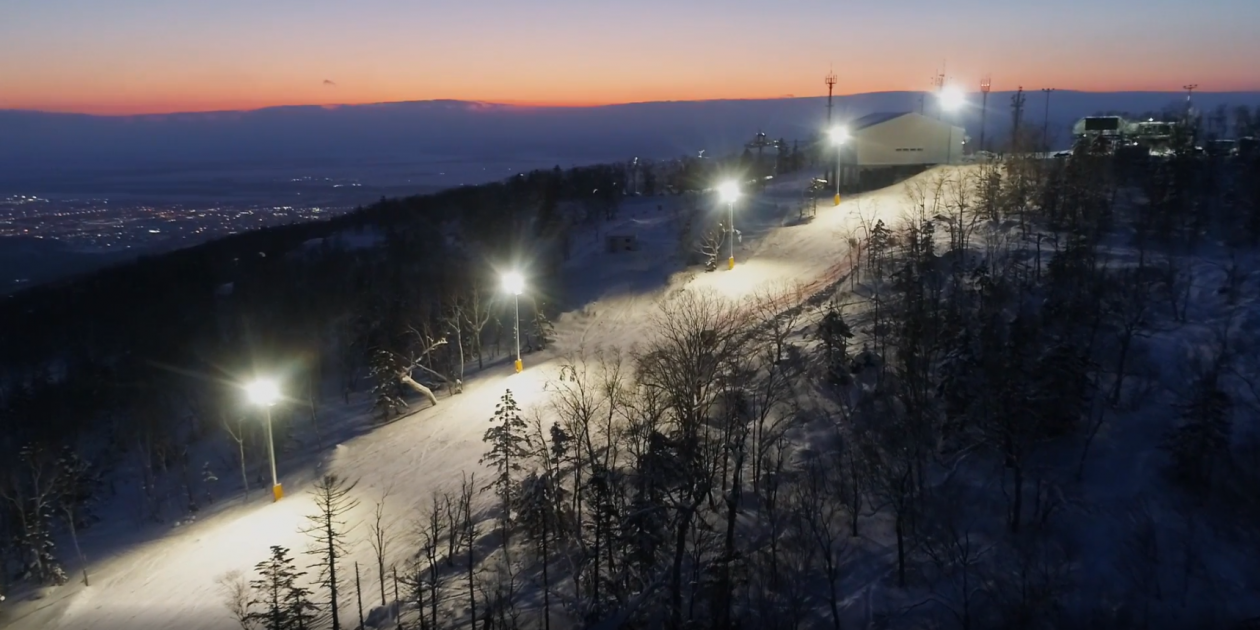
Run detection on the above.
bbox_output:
[222,128,1260,630]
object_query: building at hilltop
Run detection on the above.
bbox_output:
[836,111,967,190]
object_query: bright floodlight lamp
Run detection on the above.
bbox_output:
[246,377,284,501]
[938,85,965,112]
[829,127,850,205]
[503,271,525,372]
[717,181,740,269]
[502,271,525,296]
[245,378,281,407]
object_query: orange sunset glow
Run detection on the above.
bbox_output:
[3,0,1258,116]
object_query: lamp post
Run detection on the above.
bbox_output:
[245,378,283,502]
[828,126,849,206]
[717,181,740,270]
[503,271,524,373]
[937,86,965,165]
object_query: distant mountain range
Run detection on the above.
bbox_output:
[3,91,1258,185]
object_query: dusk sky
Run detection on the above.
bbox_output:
[2,0,1256,115]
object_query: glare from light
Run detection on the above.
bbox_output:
[829,126,850,145]
[246,378,281,407]
[938,86,965,112]
[718,181,740,203]
[502,271,525,296]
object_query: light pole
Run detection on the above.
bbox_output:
[717,181,740,270]
[503,271,525,373]
[828,126,850,206]
[937,86,965,165]
[245,378,283,502]
[1041,88,1055,153]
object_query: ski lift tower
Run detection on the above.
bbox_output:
[744,131,783,189]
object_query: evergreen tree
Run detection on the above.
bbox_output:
[815,302,854,385]
[1162,370,1232,490]
[480,390,532,543]
[301,475,360,630]
[368,349,407,420]
[249,545,319,630]
[531,302,556,351]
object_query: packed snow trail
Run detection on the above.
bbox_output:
[0,168,949,630]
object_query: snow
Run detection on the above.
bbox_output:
[16,163,1253,628]
[1,168,924,630]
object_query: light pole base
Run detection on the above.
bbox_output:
[272,484,284,502]
[834,193,841,206]
[727,257,735,270]
[514,359,523,373]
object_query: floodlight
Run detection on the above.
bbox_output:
[246,378,281,407]
[829,126,850,145]
[502,271,525,296]
[938,86,965,112]
[717,181,740,203]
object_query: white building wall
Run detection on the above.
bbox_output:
[852,113,966,166]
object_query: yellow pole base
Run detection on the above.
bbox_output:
[514,359,523,373]
[272,484,284,502]
[834,193,841,206]
[728,257,735,270]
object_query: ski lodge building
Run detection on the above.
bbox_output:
[837,111,967,189]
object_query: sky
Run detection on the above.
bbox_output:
[2,0,1257,116]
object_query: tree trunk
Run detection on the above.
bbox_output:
[355,562,366,630]
[328,513,342,630]
[65,508,89,586]
[895,511,906,588]
[1010,459,1024,534]
[669,505,695,629]
[399,374,439,406]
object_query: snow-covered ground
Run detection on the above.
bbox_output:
[0,170,926,630]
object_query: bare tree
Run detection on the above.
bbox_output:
[301,474,361,630]
[792,452,851,630]
[369,485,394,606]
[919,483,996,630]
[217,569,257,630]
[223,411,251,501]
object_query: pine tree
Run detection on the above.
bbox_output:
[302,475,360,630]
[815,301,854,385]
[532,302,556,351]
[1162,371,1232,490]
[368,349,408,420]
[249,545,319,630]
[480,390,532,543]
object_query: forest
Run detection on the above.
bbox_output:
[2,109,1260,629]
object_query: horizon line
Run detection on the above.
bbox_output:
[5,88,1259,118]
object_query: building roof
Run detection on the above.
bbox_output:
[851,111,913,131]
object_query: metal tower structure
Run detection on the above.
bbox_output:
[979,76,992,152]
[1011,86,1026,151]
[932,72,946,119]
[825,68,837,185]
[1041,88,1056,152]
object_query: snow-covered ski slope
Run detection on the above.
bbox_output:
[0,168,940,630]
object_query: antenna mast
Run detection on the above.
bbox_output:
[825,67,838,185]
[979,76,992,153]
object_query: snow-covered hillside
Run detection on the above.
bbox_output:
[0,171,910,630]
